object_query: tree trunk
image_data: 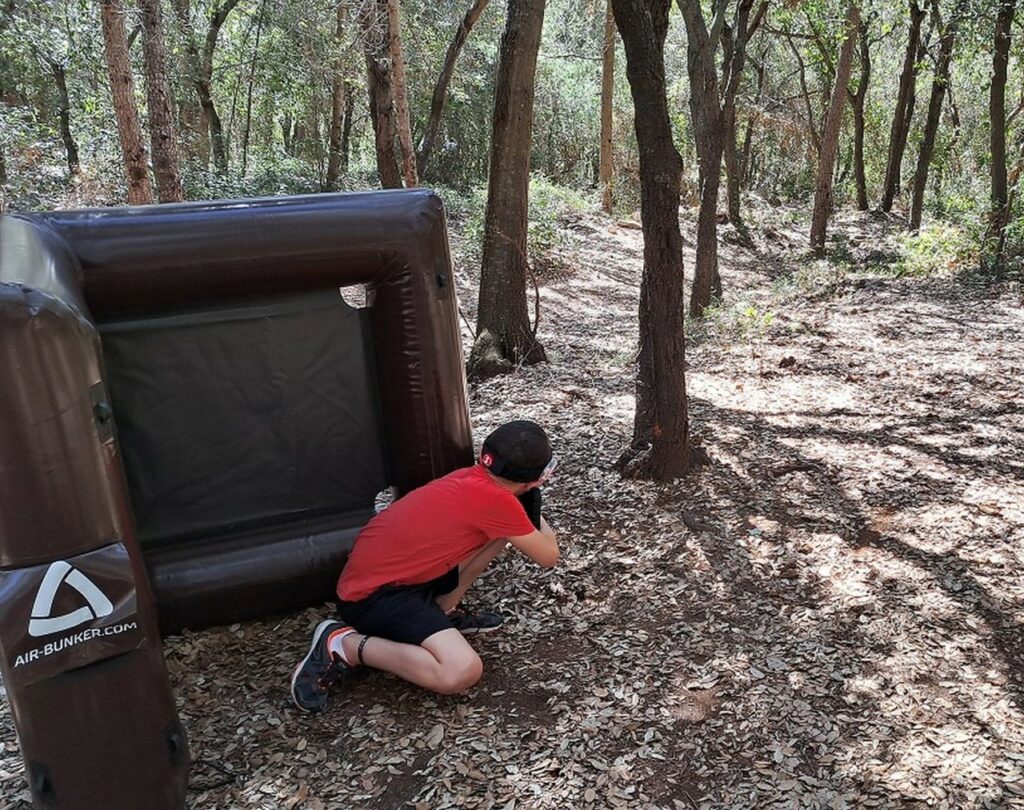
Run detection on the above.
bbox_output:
[240,0,264,176]
[721,0,763,228]
[384,0,417,186]
[341,83,355,173]
[740,54,765,186]
[909,1,965,231]
[361,1,402,189]
[470,0,547,378]
[880,0,926,212]
[988,0,1016,251]
[851,19,870,211]
[326,1,349,191]
[416,0,490,177]
[170,0,240,174]
[47,59,80,177]
[809,1,860,254]
[610,0,693,481]
[282,111,293,155]
[599,0,615,214]
[678,0,754,316]
[100,0,154,204]
[138,0,183,202]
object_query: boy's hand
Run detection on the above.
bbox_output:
[517,488,542,530]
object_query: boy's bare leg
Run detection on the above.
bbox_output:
[329,541,507,695]
[435,539,507,613]
[339,628,482,694]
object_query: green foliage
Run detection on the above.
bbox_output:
[688,299,779,351]
[892,222,978,277]
[440,175,594,270]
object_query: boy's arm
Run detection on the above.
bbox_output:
[507,517,558,568]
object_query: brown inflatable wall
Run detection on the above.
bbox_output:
[0,218,189,809]
[0,190,474,808]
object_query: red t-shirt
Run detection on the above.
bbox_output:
[337,465,536,601]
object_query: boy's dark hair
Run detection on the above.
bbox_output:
[480,420,552,483]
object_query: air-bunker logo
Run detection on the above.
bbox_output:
[0,542,143,686]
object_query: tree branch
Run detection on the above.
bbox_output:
[784,30,820,153]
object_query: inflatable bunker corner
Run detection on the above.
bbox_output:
[0,190,474,809]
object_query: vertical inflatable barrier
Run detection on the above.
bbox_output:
[0,219,188,809]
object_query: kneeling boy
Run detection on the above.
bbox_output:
[291,420,558,712]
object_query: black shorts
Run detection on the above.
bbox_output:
[336,567,459,646]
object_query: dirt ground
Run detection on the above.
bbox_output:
[1,205,1022,809]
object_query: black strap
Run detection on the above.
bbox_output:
[357,634,370,665]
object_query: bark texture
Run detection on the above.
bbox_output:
[471,0,548,378]
[678,0,754,316]
[385,0,417,186]
[723,1,765,228]
[880,0,926,212]
[417,0,490,177]
[138,0,183,202]
[47,59,80,177]
[850,20,870,211]
[100,0,154,204]
[599,0,615,214]
[361,1,402,189]
[909,1,965,231]
[610,0,694,480]
[326,2,349,191]
[809,2,860,254]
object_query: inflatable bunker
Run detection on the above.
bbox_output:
[0,190,473,809]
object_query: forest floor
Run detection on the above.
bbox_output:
[1,202,1023,810]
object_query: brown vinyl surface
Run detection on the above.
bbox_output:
[0,190,474,808]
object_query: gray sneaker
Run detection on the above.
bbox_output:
[447,605,504,634]
[290,620,353,713]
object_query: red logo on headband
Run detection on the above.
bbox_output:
[481,452,493,467]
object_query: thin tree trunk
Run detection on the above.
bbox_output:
[809,1,859,254]
[599,0,615,214]
[341,83,355,172]
[470,0,548,378]
[610,0,694,480]
[740,54,765,186]
[282,111,293,155]
[361,1,402,188]
[326,1,348,190]
[100,0,154,204]
[909,1,965,231]
[202,0,241,172]
[47,59,80,177]
[787,31,821,154]
[240,0,263,176]
[722,1,764,228]
[416,0,490,177]
[680,0,722,318]
[851,19,870,211]
[385,0,417,186]
[880,0,926,211]
[679,0,753,316]
[988,0,1016,251]
[138,0,183,201]
[170,0,240,174]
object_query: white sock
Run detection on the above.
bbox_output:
[326,627,358,667]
